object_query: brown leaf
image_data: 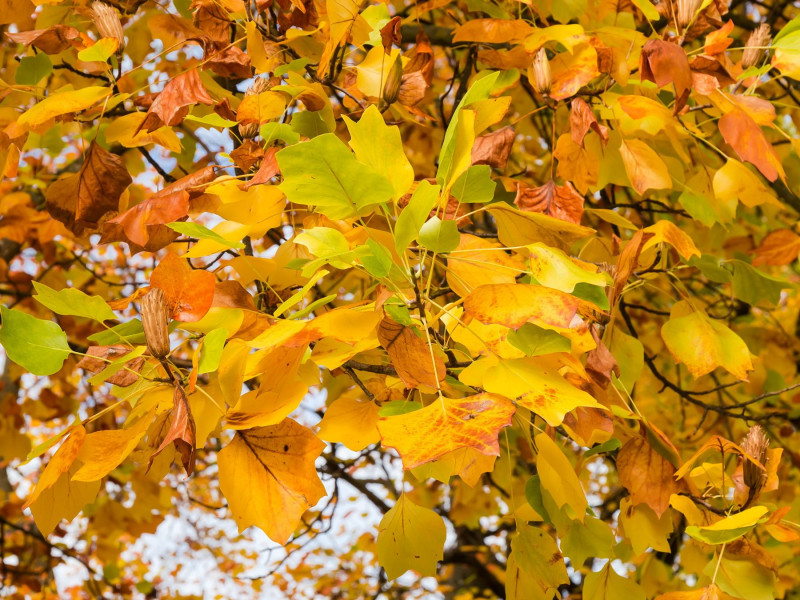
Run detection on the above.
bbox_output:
[753,229,800,266]
[139,69,214,132]
[76,345,145,387]
[719,108,784,182]
[514,180,584,225]
[149,383,196,476]
[101,191,189,252]
[398,71,428,107]
[471,126,514,170]
[6,25,81,54]
[380,16,402,53]
[192,0,231,45]
[159,165,217,198]
[405,30,434,85]
[585,326,619,387]
[640,39,691,113]
[45,143,132,234]
[570,98,608,147]
[204,45,252,79]
[608,229,654,309]
[690,55,736,96]
[377,316,445,389]
[241,147,280,190]
[617,434,677,518]
[230,139,265,172]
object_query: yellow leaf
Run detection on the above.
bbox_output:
[317,0,362,78]
[71,412,153,482]
[661,302,753,380]
[104,112,182,153]
[23,425,85,509]
[463,283,580,330]
[656,585,736,600]
[446,234,523,297]
[246,21,270,74]
[643,220,701,260]
[620,497,672,555]
[29,463,101,536]
[19,86,111,129]
[527,242,607,293]
[217,419,326,543]
[316,394,380,452]
[355,46,402,98]
[225,346,308,429]
[535,433,587,521]
[508,525,569,597]
[713,158,781,208]
[377,493,446,580]
[236,91,287,124]
[411,447,497,487]
[377,393,515,469]
[487,202,595,250]
[618,138,672,194]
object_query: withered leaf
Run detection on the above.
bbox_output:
[149,383,196,476]
[101,191,189,252]
[139,69,215,132]
[471,126,515,170]
[7,25,81,54]
[640,39,692,113]
[570,98,608,147]
[45,143,132,234]
[514,180,584,225]
[76,345,145,387]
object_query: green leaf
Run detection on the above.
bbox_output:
[15,53,52,86]
[561,517,615,566]
[705,554,776,600]
[451,165,496,204]
[274,57,310,76]
[88,320,145,345]
[295,227,351,260]
[384,301,413,326]
[167,222,245,249]
[524,475,551,522]
[260,122,300,145]
[630,0,660,20]
[572,283,610,311]
[356,239,393,278]
[583,438,622,458]
[33,282,116,323]
[378,400,421,417]
[418,217,461,253]
[731,260,790,306]
[689,254,733,284]
[278,133,394,219]
[686,506,769,545]
[199,328,227,374]
[289,110,331,138]
[0,306,71,376]
[394,180,439,254]
[344,105,414,201]
[77,38,118,63]
[377,493,446,580]
[507,323,571,356]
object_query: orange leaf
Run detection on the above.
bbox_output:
[102,191,189,252]
[23,425,86,510]
[619,138,672,194]
[704,20,735,55]
[7,25,81,54]
[753,229,800,266]
[719,108,785,182]
[549,43,599,101]
[570,97,609,147]
[150,253,215,322]
[377,393,515,469]
[377,317,446,389]
[617,435,677,518]
[217,419,326,543]
[640,39,691,113]
[463,283,579,330]
[139,69,214,132]
[471,126,515,170]
[452,19,533,44]
[514,180,585,224]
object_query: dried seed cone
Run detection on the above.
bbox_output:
[531,48,551,95]
[741,424,769,493]
[238,77,275,139]
[91,2,125,51]
[676,0,702,27]
[383,55,404,105]
[742,24,771,69]
[141,288,171,359]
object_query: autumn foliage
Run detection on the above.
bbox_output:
[3,0,800,598]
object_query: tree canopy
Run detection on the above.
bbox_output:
[2,0,800,597]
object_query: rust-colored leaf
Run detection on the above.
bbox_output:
[471,126,514,170]
[101,191,189,252]
[377,316,446,389]
[7,25,81,54]
[139,69,215,132]
[514,180,585,225]
[640,39,691,113]
[150,252,216,322]
[617,434,677,518]
[240,147,280,190]
[585,326,619,387]
[149,383,196,476]
[377,393,515,469]
[380,16,402,53]
[76,345,145,387]
[45,143,132,234]
[570,97,608,147]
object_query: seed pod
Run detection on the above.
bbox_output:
[382,55,404,105]
[90,2,125,51]
[141,288,171,359]
[238,77,275,139]
[741,424,769,493]
[676,0,702,27]
[531,48,551,95]
[742,24,771,69]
